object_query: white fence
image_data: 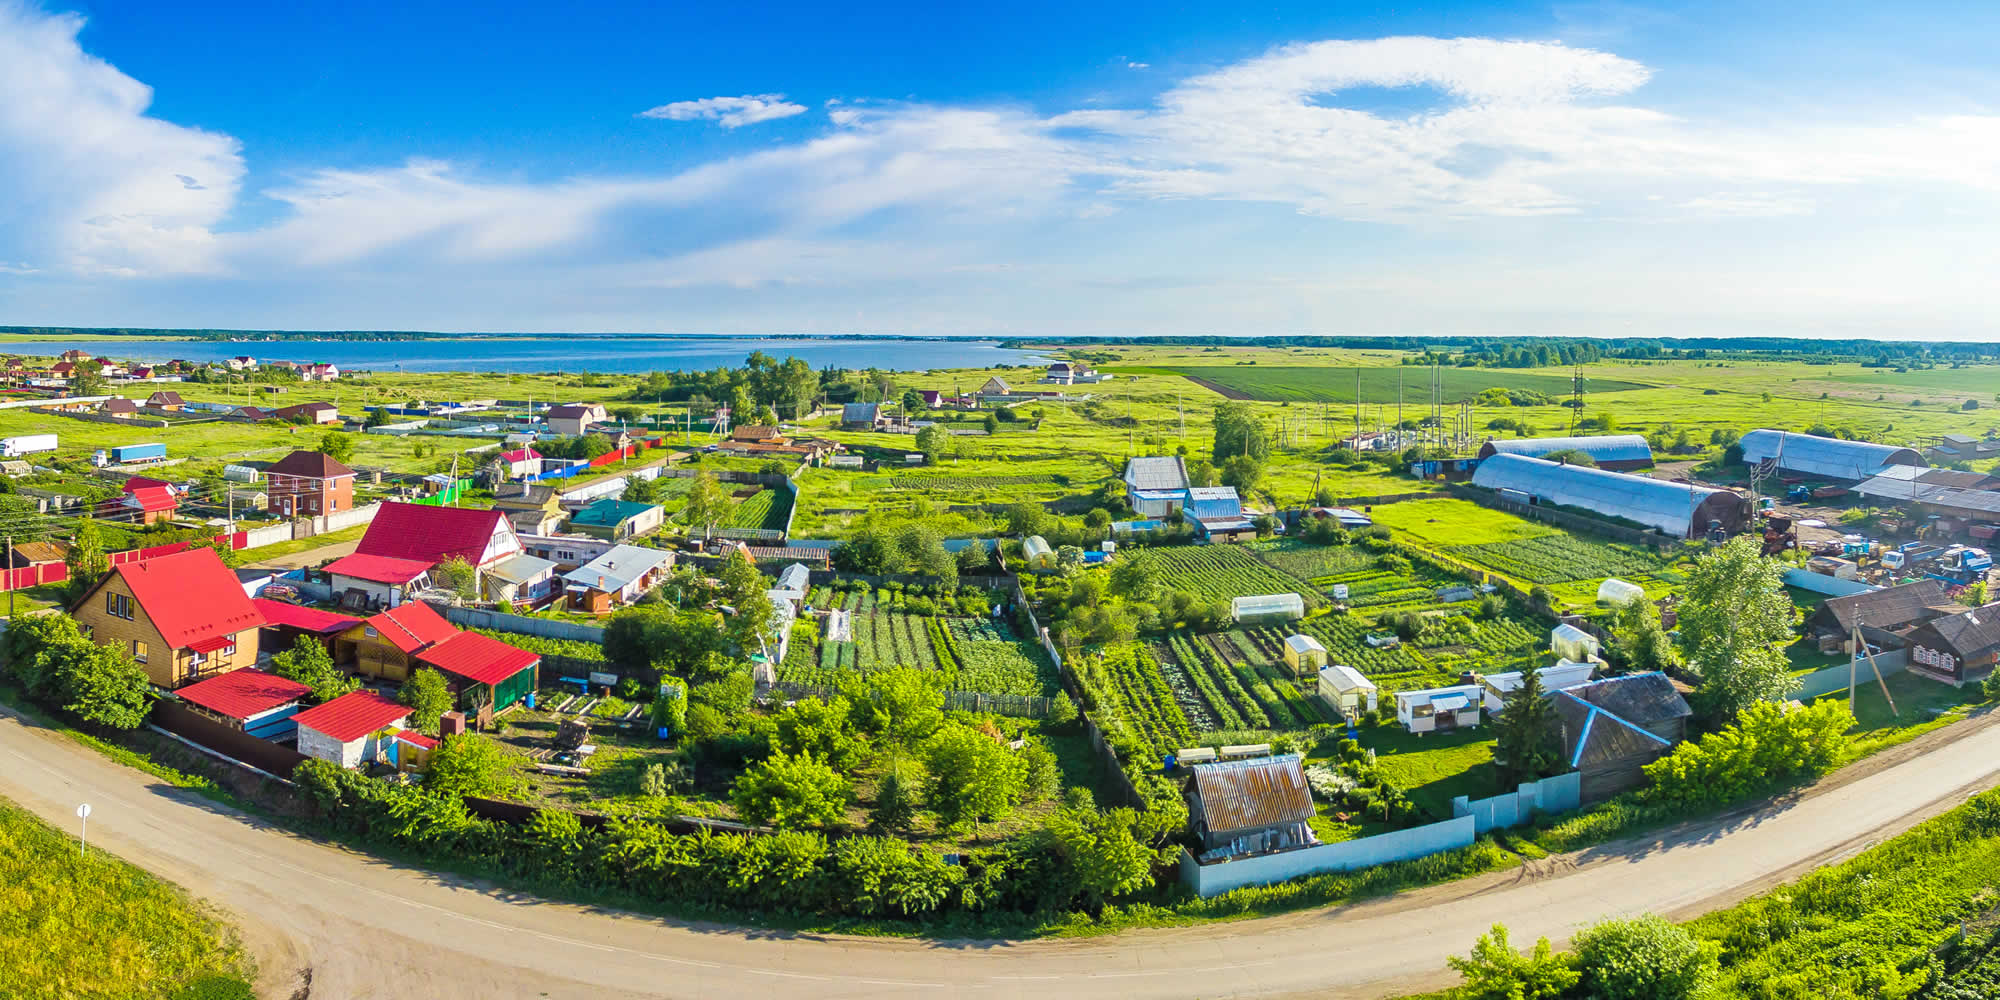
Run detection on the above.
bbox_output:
[1451,772,1582,835]
[1792,648,1909,700]
[240,522,292,549]
[321,501,382,533]
[1179,815,1477,898]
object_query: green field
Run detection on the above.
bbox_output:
[1165,365,1651,404]
[0,796,254,1000]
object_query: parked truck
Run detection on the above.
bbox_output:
[109,442,167,464]
[1881,542,1944,573]
[0,434,57,458]
[1929,546,1994,586]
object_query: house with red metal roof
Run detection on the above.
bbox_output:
[415,630,540,713]
[335,601,459,683]
[263,449,355,518]
[496,447,542,478]
[97,476,178,526]
[73,547,267,688]
[323,553,435,609]
[293,690,411,768]
[173,669,312,739]
[329,502,523,609]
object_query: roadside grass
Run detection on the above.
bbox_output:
[234,522,369,566]
[0,583,69,616]
[0,795,255,1000]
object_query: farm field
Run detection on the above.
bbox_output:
[1164,365,1651,403]
[0,795,254,999]
[1123,544,1329,609]
[1367,497,1693,608]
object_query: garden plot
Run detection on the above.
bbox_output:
[783,589,1057,697]
[1247,539,1375,584]
[1124,544,1327,608]
[1444,534,1678,585]
[1072,641,1193,759]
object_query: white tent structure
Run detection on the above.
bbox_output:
[1596,578,1646,606]
[1550,623,1600,662]
[1021,535,1055,570]
[1740,429,1925,482]
[1232,593,1305,625]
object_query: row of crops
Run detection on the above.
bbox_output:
[1074,642,1194,759]
[1247,540,1375,584]
[1124,545,1328,609]
[886,474,1064,490]
[781,589,1055,696]
[1444,534,1677,585]
[1155,633,1322,733]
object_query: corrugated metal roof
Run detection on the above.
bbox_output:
[175,669,309,720]
[1741,429,1926,482]
[1472,453,1739,537]
[1481,434,1653,465]
[1123,456,1189,491]
[562,544,671,593]
[1817,579,1953,633]
[1189,753,1314,835]
[293,690,411,744]
[1187,486,1242,519]
[1564,672,1690,728]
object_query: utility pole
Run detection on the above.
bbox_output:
[6,535,12,620]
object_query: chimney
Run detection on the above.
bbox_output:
[440,711,467,737]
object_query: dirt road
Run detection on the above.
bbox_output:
[3,706,1996,1000]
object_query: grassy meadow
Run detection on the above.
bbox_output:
[0,796,254,1000]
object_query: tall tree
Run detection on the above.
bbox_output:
[847,667,945,750]
[316,430,356,464]
[716,549,774,651]
[1211,402,1270,464]
[1678,536,1801,721]
[681,472,729,542]
[914,424,951,463]
[399,667,455,735]
[922,723,1027,834]
[64,519,109,601]
[1494,669,1562,785]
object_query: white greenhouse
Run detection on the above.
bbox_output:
[1471,453,1749,538]
[1550,623,1600,663]
[1021,535,1055,570]
[1317,664,1378,718]
[1282,634,1328,672]
[1232,593,1305,625]
[1596,578,1646,606]
[1739,429,1925,482]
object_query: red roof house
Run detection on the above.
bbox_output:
[73,547,267,688]
[292,690,412,767]
[356,601,457,654]
[324,553,435,586]
[264,449,355,517]
[99,477,179,525]
[336,600,459,683]
[173,668,312,737]
[352,502,521,570]
[415,630,539,711]
[251,598,361,635]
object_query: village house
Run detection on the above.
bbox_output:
[234,405,275,422]
[172,669,312,739]
[1188,486,1255,543]
[413,630,541,714]
[1904,601,2000,686]
[1122,456,1192,517]
[144,390,185,410]
[292,690,412,768]
[495,447,543,479]
[226,356,258,371]
[301,363,341,382]
[567,497,664,542]
[263,450,356,518]
[840,402,886,430]
[60,349,89,363]
[545,402,607,435]
[325,502,523,607]
[74,547,266,689]
[100,397,138,416]
[275,401,340,424]
[49,361,75,377]
[480,552,560,606]
[337,601,458,683]
[562,544,673,612]
[491,482,567,536]
[1549,672,1692,802]
[1184,754,1318,862]
[128,365,156,379]
[1805,579,1958,653]
[99,476,178,526]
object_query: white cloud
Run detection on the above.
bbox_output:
[0,0,241,276]
[637,94,807,128]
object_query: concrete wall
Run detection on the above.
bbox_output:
[297,725,362,768]
[241,522,292,549]
[1792,648,1909,700]
[438,604,606,643]
[1451,772,1582,834]
[321,501,382,533]
[1179,814,1478,897]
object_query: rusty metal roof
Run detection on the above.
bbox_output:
[1188,753,1314,836]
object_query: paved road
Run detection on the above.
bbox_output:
[3,708,1997,1000]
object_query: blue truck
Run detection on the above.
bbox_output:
[109,442,167,464]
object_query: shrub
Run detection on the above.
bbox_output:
[1642,700,1854,810]
[1571,914,1718,1000]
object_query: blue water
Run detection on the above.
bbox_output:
[6,336,1048,374]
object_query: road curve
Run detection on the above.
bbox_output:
[3,707,1996,1000]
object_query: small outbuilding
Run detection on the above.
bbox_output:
[1282,634,1327,673]
[1549,672,1693,802]
[1550,623,1600,663]
[293,690,413,769]
[1394,684,1485,734]
[1021,535,1055,570]
[173,669,312,739]
[1183,753,1317,862]
[1316,664,1378,718]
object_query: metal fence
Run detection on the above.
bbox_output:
[766,679,1054,718]
[438,604,607,643]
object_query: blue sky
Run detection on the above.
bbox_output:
[4,0,2000,338]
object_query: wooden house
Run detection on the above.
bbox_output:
[1905,601,2000,686]
[72,548,266,688]
[1549,672,1691,802]
[336,601,457,683]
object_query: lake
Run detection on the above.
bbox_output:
[2,336,1049,374]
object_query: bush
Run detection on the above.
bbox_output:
[1571,914,1718,1000]
[1641,700,1853,810]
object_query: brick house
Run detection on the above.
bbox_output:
[292,690,412,768]
[263,449,356,518]
[73,547,266,688]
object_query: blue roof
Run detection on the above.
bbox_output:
[1186,486,1242,520]
[571,497,657,526]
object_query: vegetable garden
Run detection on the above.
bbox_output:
[1123,545,1328,609]
[782,586,1058,697]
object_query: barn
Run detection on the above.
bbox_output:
[1472,453,1749,539]
[1739,429,1926,482]
[1477,434,1655,471]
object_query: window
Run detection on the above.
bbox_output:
[105,592,133,620]
[190,650,206,667]
[131,640,147,662]
[364,626,378,638]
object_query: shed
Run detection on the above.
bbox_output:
[1477,434,1655,471]
[1232,593,1304,625]
[1316,664,1378,717]
[1550,623,1600,662]
[1021,535,1055,570]
[1394,684,1485,734]
[481,552,560,605]
[173,669,311,739]
[1596,578,1645,606]
[1281,634,1327,673]
[293,690,412,769]
[1472,453,1749,538]
[1183,753,1316,860]
[415,630,540,712]
[1740,429,1926,482]
[251,598,360,656]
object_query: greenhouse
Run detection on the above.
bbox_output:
[1471,453,1749,538]
[1231,593,1305,625]
[1739,429,1926,482]
[1550,623,1600,663]
[1477,434,1654,471]
[1596,578,1646,605]
[1021,535,1055,570]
